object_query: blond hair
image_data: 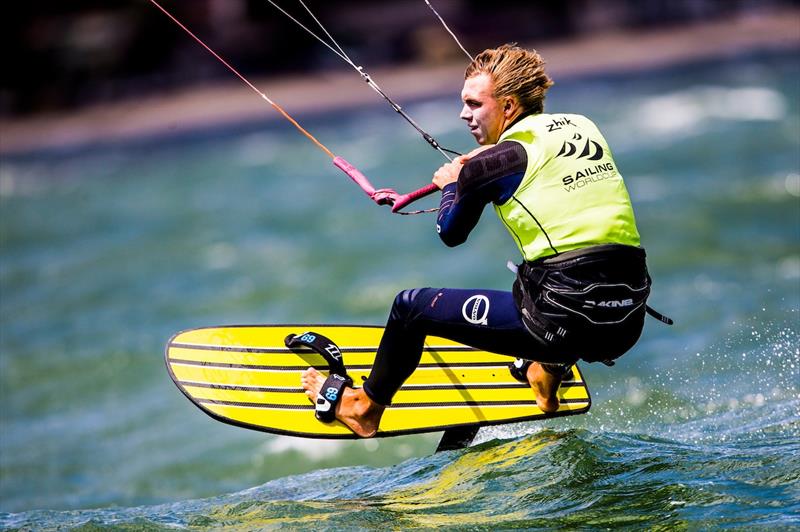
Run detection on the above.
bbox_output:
[465,44,554,115]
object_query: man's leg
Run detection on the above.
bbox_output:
[365,288,579,412]
[399,288,577,414]
[301,287,576,435]
[301,288,434,437]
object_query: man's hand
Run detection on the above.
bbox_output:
[432,156,466,189]
[432,145,495,189]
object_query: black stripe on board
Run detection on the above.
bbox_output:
[178,380,582,392]
[201,400,313,410]
[170,342,480,354]
[168,358,528,371]
[181,382,303,393]
[397,381,583,390]
[199,397,589,409]
[168,358,582,378]
[394,398,589,408]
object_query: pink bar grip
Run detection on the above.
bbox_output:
[333,156,375,196]
[391,183,440,213]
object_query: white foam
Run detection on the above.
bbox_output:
[260,436,345,461]
[785,173,800,198]
[472,423,546,446]
[625,85,787,138]
[777,256,800,280]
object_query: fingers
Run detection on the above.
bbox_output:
[431,144,496,189]
[432,163,459,189]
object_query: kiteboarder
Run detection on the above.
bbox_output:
[302,44,663,437]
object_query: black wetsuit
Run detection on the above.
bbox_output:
[362,143,649,406]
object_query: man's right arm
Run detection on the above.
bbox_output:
[436,141,528,246]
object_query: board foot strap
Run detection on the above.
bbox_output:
[285,331,349,378]
[285,331,353,423]
[314,373,353,422]
[509,358,574,382]
[509,358,533,383]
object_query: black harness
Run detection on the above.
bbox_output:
[513,244,672,363]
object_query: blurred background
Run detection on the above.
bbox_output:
[1,1,799,528]
[2,0,799,118]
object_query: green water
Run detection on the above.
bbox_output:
[1,50,798,529]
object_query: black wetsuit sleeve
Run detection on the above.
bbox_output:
[437,141,528,246]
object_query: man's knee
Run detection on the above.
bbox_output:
[389,288,433,323]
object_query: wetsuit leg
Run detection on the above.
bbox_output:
[362,287,577,405]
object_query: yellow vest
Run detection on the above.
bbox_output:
[495,113,640,262]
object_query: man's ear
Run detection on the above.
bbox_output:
[502,96,520,118]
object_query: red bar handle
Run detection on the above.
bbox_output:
[391,183,440,213]
[333,156,440,213]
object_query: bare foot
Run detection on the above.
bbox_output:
[527,362,562,413]
[301,367,385,437]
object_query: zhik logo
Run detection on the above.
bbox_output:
[546,117,575,132]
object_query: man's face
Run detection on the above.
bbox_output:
[460,73,504,145]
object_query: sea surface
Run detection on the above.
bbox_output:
[1,49,798,530]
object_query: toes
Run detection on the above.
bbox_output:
[301,368,317,389]
[300,367,328,403]
[301,368,319,403]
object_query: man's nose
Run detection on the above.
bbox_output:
[459,105,471,121]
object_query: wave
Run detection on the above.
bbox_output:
[4,394,797,530]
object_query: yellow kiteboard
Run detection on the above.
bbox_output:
[165,325,591,449]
